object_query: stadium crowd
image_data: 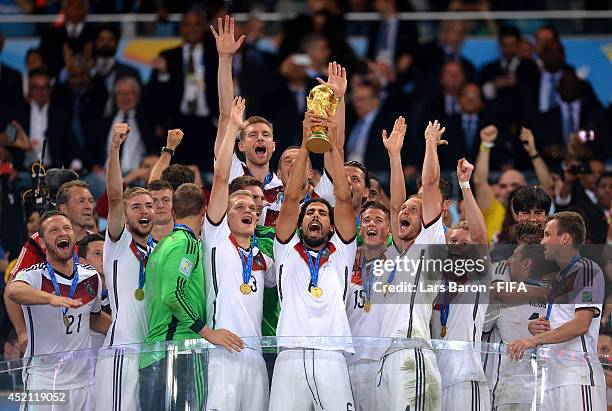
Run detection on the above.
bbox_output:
[0,1,612,410]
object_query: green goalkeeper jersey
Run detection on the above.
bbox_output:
[141,225,205,368]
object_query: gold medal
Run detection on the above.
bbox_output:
[240,284,252,295]
[134,288,145,301]
[441,326,447,338]
[310,286,323,298]
[63,315,70,327]
[364,301,371,312]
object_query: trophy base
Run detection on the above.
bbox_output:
[306,132,332,154]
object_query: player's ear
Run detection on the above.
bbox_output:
[238,138,245,153]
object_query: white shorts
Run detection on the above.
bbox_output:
[205,348,269,411]
[375,348,442,411]
[348,359,379,411]
[442,381,490,411]
[20,385,93,411]
[541,385,606,411]
[494,404,534,411]
[94,347,140,411]
[269,349,354,411]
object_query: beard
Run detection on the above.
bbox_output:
[129,223,153,239]
[303,234,327,248]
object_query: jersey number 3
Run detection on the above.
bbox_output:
[65,314,82,335]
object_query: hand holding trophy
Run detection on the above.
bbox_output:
[306,61,345,153]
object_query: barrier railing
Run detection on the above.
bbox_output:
[0,336,607,410]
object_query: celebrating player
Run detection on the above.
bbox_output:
[268,111,356,410]
[140,182,243,411]
[94,122,155,411]
[6,211,111,409]
[375,120,448,411]
[507,211,606,410]
[432,158,491,411]
[203,96,275,410]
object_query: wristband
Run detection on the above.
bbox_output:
[161,146,175,156]
[459,181,471,190]
[481,141,495,149]
[530,152,540,160]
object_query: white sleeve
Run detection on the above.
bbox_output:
[331,232,357,276]
[314,171,336,206]
[13,267,42,289]
[273,233,300,266]
[229,152,246,183]
[415,215,446,245]
[263,255,277,287]
[104,227,132,258]
[203,214,231,247]
[490,261,510,283]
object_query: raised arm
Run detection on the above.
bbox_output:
[457,158,487,245]
[473,125,498,211]
[106,123,129,241]
[148,129,184,183]
[328,117,355,242]
[212,15,245,158]
[276,113,318,242]
[208,97,248,224]
[382,116,407,247]
[520,127,554,196]
[422,120,447,225]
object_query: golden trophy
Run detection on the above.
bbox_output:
[305,85,340,153]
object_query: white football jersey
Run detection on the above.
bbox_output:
[378,215,446,343]
[345,257,385,362]
[546,257,605,388]
[431,272,489,388]
[103,228,151,347]
[274,232,356,352]
[229,153,283,205]
[15,262,102,389]
[203,214,275,340]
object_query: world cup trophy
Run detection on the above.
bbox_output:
[305,84,340,153]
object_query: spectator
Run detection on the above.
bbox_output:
[303,33,331,81]
[538,70,610,164]
[98,76,157,175]
[91,23,141,118]
[22,48,47,97]
[148,8,219,170]
[345,83,396,171]
[416,20,477,85]
[534,24,560,67]
[480,25,539,135]
[38,0,97,77]
[568,172,612,245]
[0,32,24,130]
[535,40,573,115]
[597,329,612,410]
[367,0,418,76]
[12,69,76,170]
[52,54,104,172]
[438,82,492,171]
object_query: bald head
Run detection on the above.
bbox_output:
[498,169,526,204]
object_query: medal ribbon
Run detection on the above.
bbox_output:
[46,258,79,319]
[132,241,148,291]
[230,234,256,285]
[361,256,375,301]
[307,247,325,288]
[546,254,580,320]
[440,281,450,329]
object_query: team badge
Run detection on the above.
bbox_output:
[582,291,592,303]
[86,283,95,297]
[179,258,194,277]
